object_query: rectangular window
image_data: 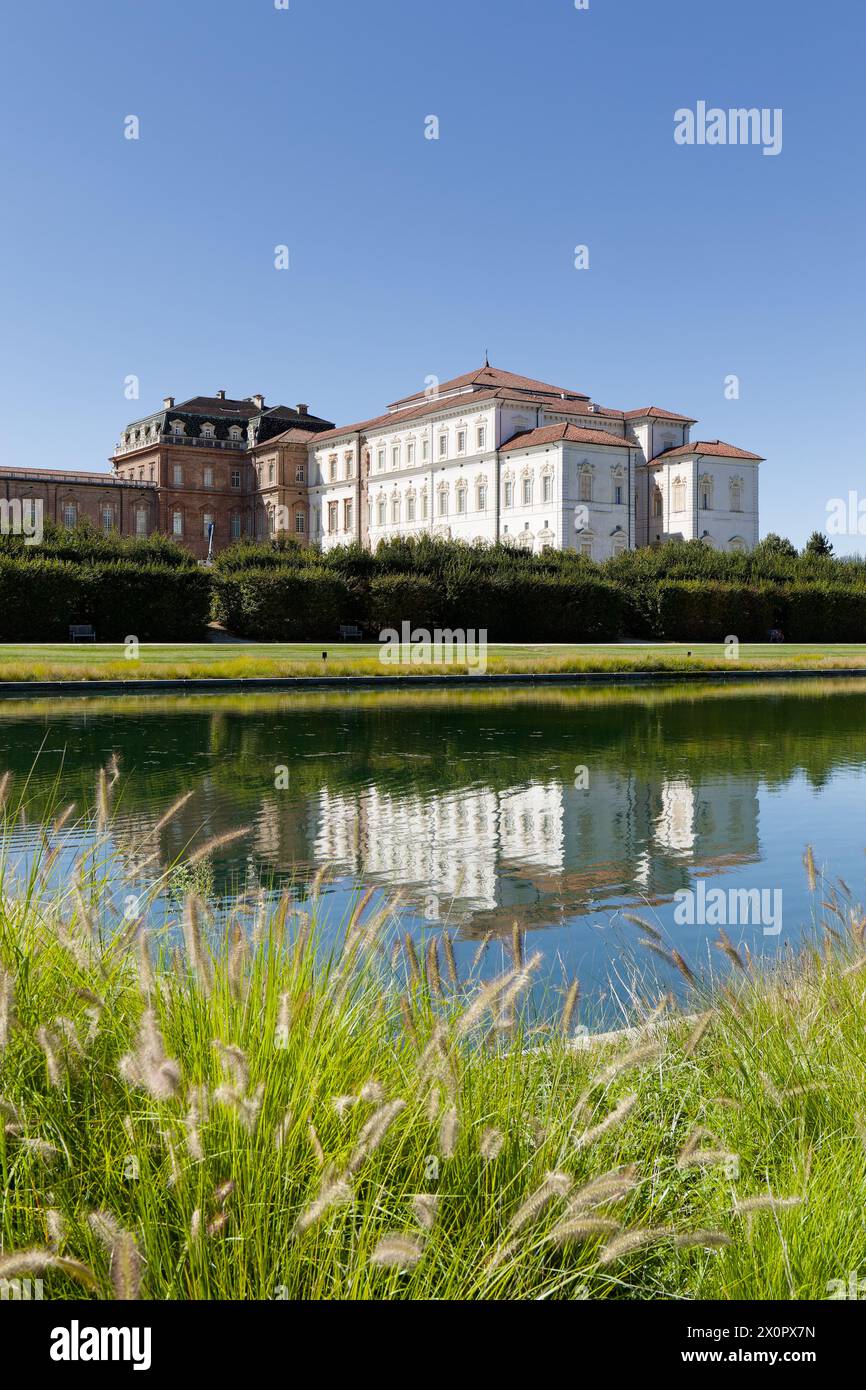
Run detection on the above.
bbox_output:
[62,502,77,528]
[504,481,513,507]
[377,449,385,471]
[203,512,214,538]
[422,438,429,462]
[101,505,114,533]
[614,484,623,505]
[407,442,415,464]
[230,514,242,539]
[295,465,305,483]
[203,466,214,488]
[579,472,592,503]
[478,485,487,510]
[172,464,182,485]
[328,501,338,532]
[407,495,416,521]
[329,456,338,481]
[457,430,466,454]
[135,506,148,536]
[172,511,183,536]
[439,435,448,459]
[344,499,353,530]
[295,512,305,534]
[421,492,428,519]
[456,488,466,514]
[392,446,400,469]
[377,498,386,525]
[438,490,447,516]
[522,478,532,505]
[345,454,353,478]
[477,425,486,450]
[542,475,552,503]
[231,469,241,488]
[268,462,275,484]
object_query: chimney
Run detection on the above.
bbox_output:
[163,396,175,409]
[297,403,308,416]
[216,389,226,400]
[251,393,265,410]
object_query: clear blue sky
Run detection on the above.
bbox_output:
[1,0,863,548]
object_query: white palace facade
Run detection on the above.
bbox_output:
[307,364,763,560]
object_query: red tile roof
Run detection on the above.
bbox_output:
[653,439,764,461]
[500,423,639,453]
[623,406,697,423]
[311,388,505,445]
[251,427,321,450]
[388,365,590,409]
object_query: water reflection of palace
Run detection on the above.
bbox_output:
[244,771,761,934]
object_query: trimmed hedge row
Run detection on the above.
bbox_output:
[213,568,629,642]
[0,556,211,642]
[214,564,866,644]
[650,581,866,643]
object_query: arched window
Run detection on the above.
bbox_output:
[612,530,628,555]
[729,535,746,552]
[672,476,686,512]
[578,532,594,559]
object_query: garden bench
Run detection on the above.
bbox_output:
[69,624,96,643]
[339,624,363,640]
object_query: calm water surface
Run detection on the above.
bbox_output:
[1,681,864,1022]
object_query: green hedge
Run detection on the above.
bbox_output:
[368,574,441,634]
[781,585,866,643]
[211,568,353,642]
[0,556,211,642]
[654,581,781,642]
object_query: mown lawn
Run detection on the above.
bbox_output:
[0,642,864,681]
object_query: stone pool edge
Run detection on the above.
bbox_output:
[2,668,866,697]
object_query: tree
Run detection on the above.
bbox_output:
[755,533,797,559]
[804,531,834,557]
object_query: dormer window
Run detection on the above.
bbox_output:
[201,423,215,438]
[170,420,185,436]
[229,425,243,441]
